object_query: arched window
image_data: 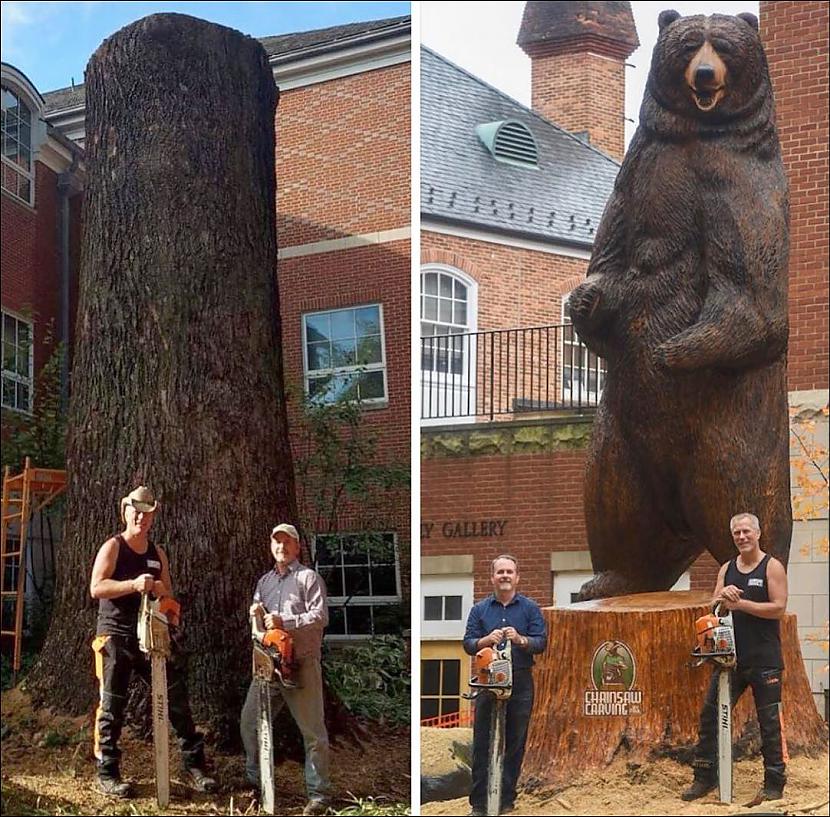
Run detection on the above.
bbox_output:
[420,265,478,421]
[561,291,605,405]
[1,85,34,204]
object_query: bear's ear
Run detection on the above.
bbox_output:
[658,9,681,30]
[737,12,759,31]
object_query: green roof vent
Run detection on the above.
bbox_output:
[476,120,538,168]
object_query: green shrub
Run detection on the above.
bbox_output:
[323,635,410,726]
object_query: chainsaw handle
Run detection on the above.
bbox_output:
[712,600,730,618]
[251,603,267,639]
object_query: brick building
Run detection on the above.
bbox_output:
[1,63,83,420]
[2,15,411,641]
[420,1,829,723]
[761,0,829,709]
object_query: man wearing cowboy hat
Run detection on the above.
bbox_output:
[240,523,331,816]
[89,485,217,798]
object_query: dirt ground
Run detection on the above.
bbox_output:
[420,727,830,816]
[0,687,410,816]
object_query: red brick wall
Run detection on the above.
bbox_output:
[276,63,411,579]
[421,442,723,600]
[421,235,587,603]
[423,232,587,330]
[1,163,62,387]
[421,449,588,606]
[690,551,721,592]
[276,63,410,248]
[530,51,626,161]
[761,1,829,391]
[278,241,411,469]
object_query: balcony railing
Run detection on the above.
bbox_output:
[420,324,605,422]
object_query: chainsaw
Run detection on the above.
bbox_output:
[692,601,736,803]
[464,638,512,816]
[250,604,298,814]
[137,593,180,809]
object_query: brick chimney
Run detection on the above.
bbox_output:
[517,1,639,161]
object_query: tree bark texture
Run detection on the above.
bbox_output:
[521,592,827,790]
[29,14,294,736]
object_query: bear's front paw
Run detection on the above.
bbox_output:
[568,281,603,331]
[654,341,686,370]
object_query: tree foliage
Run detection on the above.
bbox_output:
[1,341,66,471]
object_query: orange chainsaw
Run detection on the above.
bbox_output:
[137,594,180,809]
[693,603,736,667]
[250,603,297,815]
[691,601,736,804]
[466,640,513,700]
[464,638,512,816]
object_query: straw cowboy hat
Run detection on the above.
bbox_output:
[120,486,158,521]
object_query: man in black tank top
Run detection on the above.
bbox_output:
[682,512,789,803]
[89,486,216,799]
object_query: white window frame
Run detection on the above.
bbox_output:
[2,309,34,414]
[561,291,605,406]
[302,303,388,407]
[421,574,474,639]
[423,594,463,622]
[311,531,402,641]
[1,85,35,206]
[420,264,478,425]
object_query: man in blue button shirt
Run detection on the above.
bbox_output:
[463,554,548,816]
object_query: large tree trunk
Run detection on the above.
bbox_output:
[522,592,827,790]
[29,13,294,738]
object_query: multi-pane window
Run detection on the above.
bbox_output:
[424,595,462,621]
[303,305,387,405]
[421,270,469,375]
[2,312,33,413]
[562,294,605,404]
[421,659,461,721]
[314,532,402,638]
[1,86,33,204]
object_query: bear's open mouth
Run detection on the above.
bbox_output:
[691,86,725,111]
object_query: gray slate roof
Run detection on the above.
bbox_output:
[42,15,410,115]
[261,15,409,59]
[422,46,619,248]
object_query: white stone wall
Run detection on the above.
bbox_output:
[789,389,829,715]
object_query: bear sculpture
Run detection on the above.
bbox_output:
[570,10,791,600]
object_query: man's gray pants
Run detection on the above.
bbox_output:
[241,656,331,801]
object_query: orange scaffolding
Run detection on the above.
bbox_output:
[1,457,66,678]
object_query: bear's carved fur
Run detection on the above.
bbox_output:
[571,11,791,600]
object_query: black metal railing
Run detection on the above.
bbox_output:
[420,324,605,421]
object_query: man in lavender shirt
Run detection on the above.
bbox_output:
[240,523,331,816]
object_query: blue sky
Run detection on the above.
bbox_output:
[1,1,410,93]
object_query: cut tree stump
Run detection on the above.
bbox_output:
[522,591,827,790]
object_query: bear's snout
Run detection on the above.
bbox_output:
[694,64,716,86]
[684,40,727,111]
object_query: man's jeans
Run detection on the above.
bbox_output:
[241,656,331,801]
[692,665,786,789]
[470,668,534,812]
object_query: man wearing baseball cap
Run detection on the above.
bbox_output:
[240,523,331,816]
[89,486,216,798]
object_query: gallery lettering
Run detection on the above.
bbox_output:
[583,689,643,716]
[420,520,508,539]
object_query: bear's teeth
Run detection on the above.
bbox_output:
[695,94,716,111]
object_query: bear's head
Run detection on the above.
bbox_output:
[645,10,771,124]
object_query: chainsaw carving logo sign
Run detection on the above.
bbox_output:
[584,640,643,716]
